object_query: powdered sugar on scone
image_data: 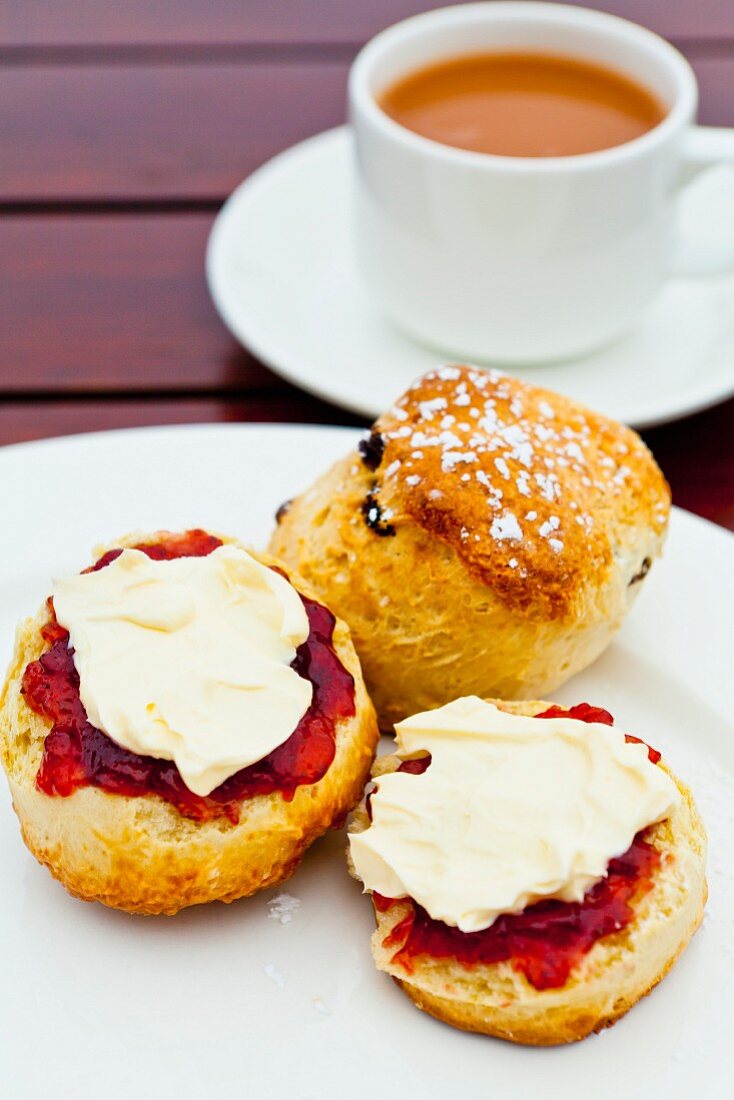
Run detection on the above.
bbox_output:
[369,366,670,617]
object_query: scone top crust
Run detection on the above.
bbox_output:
[368,366,670,618]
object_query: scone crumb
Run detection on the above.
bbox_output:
[267,892,301,924]
[263,963,285,988]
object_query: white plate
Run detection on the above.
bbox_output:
[207,128,734,429]
[1,424,733,1100]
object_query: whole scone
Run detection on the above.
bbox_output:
[349,699,707,1046]
[270,366,670,728]
[0,529,379,915]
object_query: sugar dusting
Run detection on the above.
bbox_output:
[378,366,664,576]
[263,963,285,989]
[267,892,301,925]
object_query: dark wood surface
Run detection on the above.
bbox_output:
[3,2,734,47]
[1,56,733,204]
[1,1,733,533]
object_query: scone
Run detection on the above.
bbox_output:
[270,366,670,728]
[0,529,378,915]
[349,698,706,1046]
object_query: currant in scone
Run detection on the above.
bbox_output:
[270,366,672,729]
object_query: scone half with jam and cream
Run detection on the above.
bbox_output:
[0,529,378,915]
[270,365,671,729]
[348,697,706,1045]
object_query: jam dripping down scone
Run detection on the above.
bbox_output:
[270,366,671,728]
[0,530,378,915]
[348,699,706,1046]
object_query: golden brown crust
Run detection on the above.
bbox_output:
[349,699,707,1045]
[269,369,671,729]
[373,366,669,619]
[392,916,704,1045]
[0,531,379,915]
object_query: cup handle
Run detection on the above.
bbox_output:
[672,125,734,277]
[681,124,734,184]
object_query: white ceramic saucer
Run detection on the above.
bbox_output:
[207,127,734,429]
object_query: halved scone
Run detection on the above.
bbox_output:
[348,698,706,1045]
[1,529,378,915]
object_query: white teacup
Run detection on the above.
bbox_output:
[349,1,734,365]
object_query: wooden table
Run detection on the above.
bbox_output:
[1,1,733,530]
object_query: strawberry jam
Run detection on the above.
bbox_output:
[22,531,355,823]
[373,703,662,990]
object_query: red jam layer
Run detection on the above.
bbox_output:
[22,530,355,823]
[373,703,662,991]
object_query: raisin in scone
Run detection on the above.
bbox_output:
[270,366,670,728]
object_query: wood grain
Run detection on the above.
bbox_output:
[0,395,362,447]
[643,398,734,530]
[0,213,271,392]
[0,64,346,203]
[1,1,733,49]
[1,56,733,204]
[0,0,732,539]
[0,392,729,532]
